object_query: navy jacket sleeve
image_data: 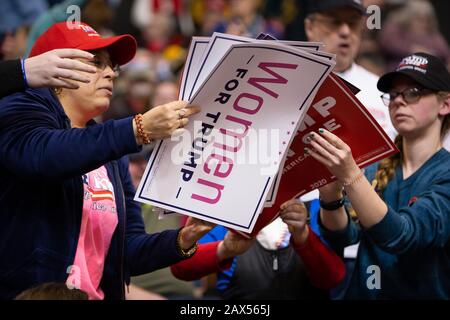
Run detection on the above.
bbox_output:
[318,209,361,255]
[317,164,380,254]
[365,172,450,254]
[0,89,140,180]
[0,60,25,98]
[118,157,184,276]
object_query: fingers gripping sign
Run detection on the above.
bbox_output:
[177,105,200,129]
[304,128,360,182]
[141,101,201,140]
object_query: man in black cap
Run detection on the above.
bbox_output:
[303,0,396,140]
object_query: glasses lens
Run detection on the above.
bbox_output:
[347,17,363,30]
[314,14,362,30]
[381,94,390,106]
[403,88,422,103]
[113,64,121,74]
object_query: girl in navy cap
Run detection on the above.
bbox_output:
[305,52,450,299]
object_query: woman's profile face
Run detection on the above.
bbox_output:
[59,49,118,123]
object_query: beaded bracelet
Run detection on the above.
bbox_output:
[134,114,152,144]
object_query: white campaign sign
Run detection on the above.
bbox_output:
[187,32,324,100]
[179,37,210,101]
[179,33,331,206]
[135,42,334,232]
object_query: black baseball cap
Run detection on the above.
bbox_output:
[377,52,450,92]
[306,0,365,15]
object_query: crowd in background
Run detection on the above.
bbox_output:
[2,0,449,117]
[3,0,449,125]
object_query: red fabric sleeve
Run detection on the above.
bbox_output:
[170,241,233,281]
[291,226,346,290]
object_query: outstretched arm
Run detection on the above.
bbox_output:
[171,230,254,281]
[307,128,450,254]
[306,129,387,229]
[279,199,346,290]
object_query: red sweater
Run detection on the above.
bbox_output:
[171,226,345,290]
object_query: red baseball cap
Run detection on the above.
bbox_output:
[29,22,137,66]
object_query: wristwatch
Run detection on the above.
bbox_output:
[319,197,345,211]
[176,228,198,258]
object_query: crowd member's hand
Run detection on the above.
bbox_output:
[178,217,215,250]
[304,129,361,184]
[24,49,97,89]
[279,199,309,246]
[217,231,255,261]
[140,101,200,141]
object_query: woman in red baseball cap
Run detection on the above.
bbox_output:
[0,22,213,300]
[305,52,450,299]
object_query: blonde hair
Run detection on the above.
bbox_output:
[374,91,450,195]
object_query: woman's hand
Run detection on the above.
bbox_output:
[305,128,361,184]
[141,101,200,140]
[279,199,309,246]
[217,231,255,261]
[178,217,215,250]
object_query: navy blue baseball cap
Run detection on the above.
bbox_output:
[378,52,450,92]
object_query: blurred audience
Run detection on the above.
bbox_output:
[1,25,30,60]
[378,0,450,70]
[211,0,283,38]
[0,0,47,37]
[24,0,114,58]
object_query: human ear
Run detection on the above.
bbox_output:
[304,17,315,41]
[438,93,450,117]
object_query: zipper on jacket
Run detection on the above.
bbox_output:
[112,162,127,300]
[272,253,278,271]
[118,164,127,300]
[120,205,126,300]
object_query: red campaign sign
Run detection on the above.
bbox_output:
[233,73,398,238]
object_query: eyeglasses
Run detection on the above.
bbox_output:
[86,54,121,75]
[380,87,434,106]
[310,14,363,31]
